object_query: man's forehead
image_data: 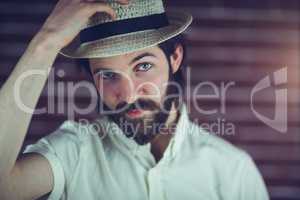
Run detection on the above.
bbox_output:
[89,46,161,67]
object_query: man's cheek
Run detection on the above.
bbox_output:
[98,84,118,103]
[142,77,167,98]
[99,92,116,110]
[154,74,169,94]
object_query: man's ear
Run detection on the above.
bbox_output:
[170,44,184,74]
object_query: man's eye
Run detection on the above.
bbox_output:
[100,72,116,80]
[136,63,153,72]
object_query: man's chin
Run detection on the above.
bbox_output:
[114,116,157,145]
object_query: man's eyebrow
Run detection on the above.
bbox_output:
[92,67,112,75]
[92,52,157,75]
[129,52,157,65]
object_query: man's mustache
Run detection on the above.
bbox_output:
[115,98,160,114]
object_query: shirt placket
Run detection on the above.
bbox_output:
[148,165,166,200]
[146,134,176,200]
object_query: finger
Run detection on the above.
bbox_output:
[85,2,117,19]
[116,0,129,5]
[84,0,129,4]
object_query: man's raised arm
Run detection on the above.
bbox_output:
[0,0,128,199]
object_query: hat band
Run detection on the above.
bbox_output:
[80,13,169,43]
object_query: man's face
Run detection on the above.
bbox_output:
[89,45,182,145]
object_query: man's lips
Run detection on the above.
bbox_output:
[126,109,143,118]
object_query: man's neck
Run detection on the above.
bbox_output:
[150,103,180,163]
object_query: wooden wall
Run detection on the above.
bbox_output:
[0,0,299,199]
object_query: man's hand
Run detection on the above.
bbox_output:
[37,0,129,51]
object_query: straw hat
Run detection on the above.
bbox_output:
[59,0,193,58]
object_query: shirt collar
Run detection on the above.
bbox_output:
[163,103,189,159]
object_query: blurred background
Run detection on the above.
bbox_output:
[0,0,299,199]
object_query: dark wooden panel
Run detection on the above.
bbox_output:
[260,164,300,182]
[1,1,299,199]
[237,144,300,161]
[268,186,300,200]
[165,0,300,10]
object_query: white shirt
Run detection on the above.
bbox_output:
[23,104,269,200]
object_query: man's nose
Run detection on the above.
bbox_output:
[117,77,137,104]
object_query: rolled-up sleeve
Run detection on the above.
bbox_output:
[22,121,82,200]
[23,138,66,200]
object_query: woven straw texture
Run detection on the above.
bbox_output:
[60,0,192,58]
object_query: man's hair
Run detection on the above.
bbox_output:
[76,33,187,89]
[158,34,187,89]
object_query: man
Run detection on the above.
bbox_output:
[0,0,269,199]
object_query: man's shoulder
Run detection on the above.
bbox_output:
[187,121,251,162]
[49,119,88,141]
[186,122,268,199]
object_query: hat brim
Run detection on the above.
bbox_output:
[59,11,193,59]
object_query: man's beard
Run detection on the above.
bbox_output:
[100,74,181,145]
